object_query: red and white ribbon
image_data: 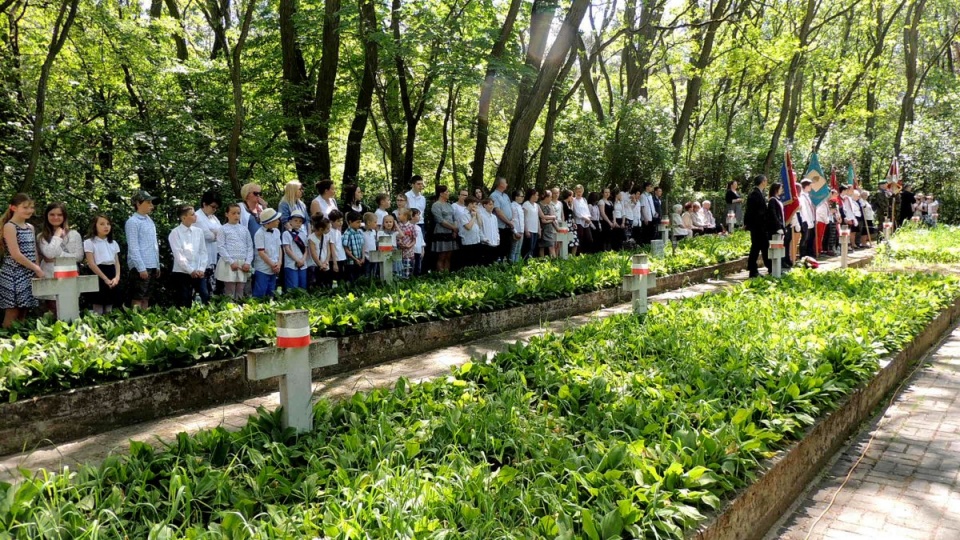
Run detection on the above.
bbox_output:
[660,219,669,226]
[770,241,784,249]
[839,230,850,237]
[378,245,394,252]
[911,216,920,222]
[53,264,79,279]
[883,222,892,229]
[277,326,311,348]
[632,262,650,275]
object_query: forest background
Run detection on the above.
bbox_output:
[2,0,959,232]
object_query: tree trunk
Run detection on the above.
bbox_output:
[343,0,379,184]
[665,0,730,193]
[311,0,340,181]
[21,0,79,193]
[469,0,523,190]
[511,0,555,120]
[895,0,926,155]
[434,83,457,189]
[226,0,257,199]
[277,0,319,184]
[496,0,590,186]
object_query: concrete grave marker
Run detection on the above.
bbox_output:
[727,211,737,233]
[659,218,670,244]
[769,233,785,277]
[839,225,850,268]
[622,253,656,315]
[882,221,893,242]
[246,310,337,433]
[366,235,397,283]
[31,257,98,321]
[556,227,575,260]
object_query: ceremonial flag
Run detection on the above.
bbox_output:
[829,166,839,196]
[780,150,800,223]
[805,153,830,207]
[847,162,857,190]
[887,156,901,187]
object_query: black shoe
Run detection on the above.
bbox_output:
[748,272,760,278]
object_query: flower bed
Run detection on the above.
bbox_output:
[2,269,957,538]
[0,234,749,403]
[877,224,960,264]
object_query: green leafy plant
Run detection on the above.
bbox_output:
[0,234,750,402]
[2,269,957,538]
[877,224,960,264]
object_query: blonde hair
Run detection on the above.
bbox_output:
[281,181,302,209]
[240,183,261,200]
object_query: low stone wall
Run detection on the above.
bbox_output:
[692,284,960,539]
[0,257,747,456]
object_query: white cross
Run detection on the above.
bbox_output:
[31,257,98,321]
[726,211,736,233]
[366,236,397,283]
[839,225,850,268]
[622,253,657,315]
[769,233,785,277]
[658,218,670,244]
[246,310,337,433]
[882,221,893,242]
[556,227,575,259]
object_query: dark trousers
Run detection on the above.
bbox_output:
[799,222,815,259]
[498,228,512,261]
[783,228,793,267]
[171,271,208,307]
[748,230,771,277]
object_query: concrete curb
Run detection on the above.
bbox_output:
[0,256,748,455]
[691,259,956,540]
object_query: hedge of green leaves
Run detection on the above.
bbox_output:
[3,269,957,538]
[0,234,749,402]
[878,224,960,264]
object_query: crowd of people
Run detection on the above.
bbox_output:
[0,174,940,327]
[740,174,941,278]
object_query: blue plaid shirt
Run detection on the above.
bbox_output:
[125,212,159,272]
[342,227,365,265]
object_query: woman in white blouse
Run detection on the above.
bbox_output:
[671,204,692,239]
[37,203,84,312]
[196,191,223,297]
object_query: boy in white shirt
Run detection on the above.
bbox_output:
[325,210,347,282]
[252,208,283,298]
[362,212,379,278]
[168,204,209,307]
[479,198,500,266]
[411,208,425,276]
[374,194,390,227]
[281,210,309,290]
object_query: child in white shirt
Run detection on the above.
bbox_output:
[168,205,209,307]
[252,208,282,298]
[216,203,254,300]
[411,209,425,276]
[281,210,309,290]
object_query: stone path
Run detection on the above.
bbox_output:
[0,249,874,484]
[770,320,960,540]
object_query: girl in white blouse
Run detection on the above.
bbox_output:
[37,203,84,312]
[83,215,122,314]
[215,204,254,300]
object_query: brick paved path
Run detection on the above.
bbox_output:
[771,321,960,540]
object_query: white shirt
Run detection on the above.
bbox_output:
[253,227,282,274]
[458,210,481,245]
[511,201,524,235]
[632,199,644,224]
[522,201,540,234]
[313,196,337,217]
[195,211,222,267]
[452,202,468,222]
[363,229,377,255]
[928,200,939,216]
[479,207,499,246]
[841,197,859,225]
[281,230,308,269]
[613,200,623,220]
[309,232,327,267]
[326,228,346,261]
[572,196,591,226]
[816,201,830,224]
[622,194,636,221]
[39,229,84,277]
[405,189,426,215]
[169,224,208,274]
[217,223,254,267]
[83,237,120,266]
[700,209,716,229]
[413,225,424,254]
[799,192,816,227]
[671,213,690,236]
[639,192,655,223]
[375,208,389,227]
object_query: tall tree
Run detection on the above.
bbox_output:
[21,0,79,192]
[496,0,590,187]
[342,0,379,183]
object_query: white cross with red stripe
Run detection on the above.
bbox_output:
[623,253,657,315]
[246,310,338,433]
[31,256,98,321]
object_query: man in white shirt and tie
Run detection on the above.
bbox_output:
[798,178,816,259]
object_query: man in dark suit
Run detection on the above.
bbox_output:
[899,185,915,226]
[744,174,771,278]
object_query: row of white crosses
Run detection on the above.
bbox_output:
[246,310,338,433]
[622,253,657,315]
